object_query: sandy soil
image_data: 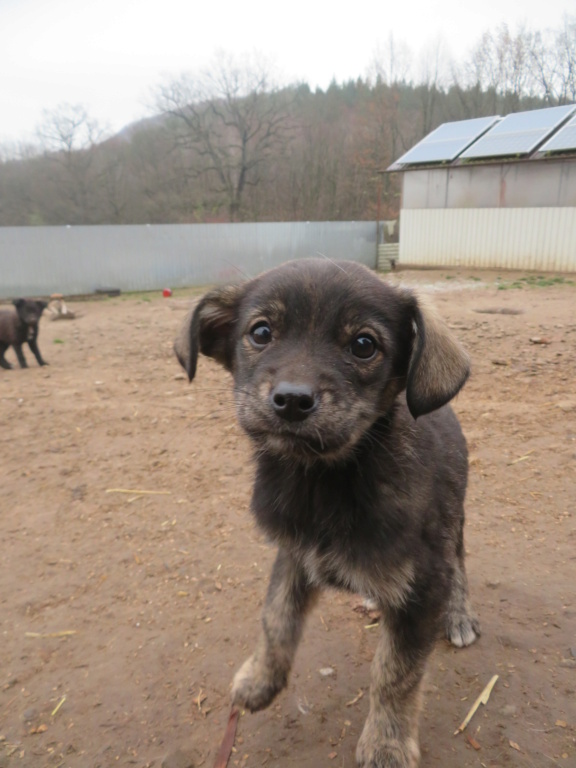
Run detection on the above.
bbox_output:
[0,269,575,768]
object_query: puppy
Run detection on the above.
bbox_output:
[0,299,48,369]
[175,259,480,767]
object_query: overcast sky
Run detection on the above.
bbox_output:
[1,0,574,145]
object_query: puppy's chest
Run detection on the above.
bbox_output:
[299,543,368,591]
[253,462,414,606]
[298,542,413,608]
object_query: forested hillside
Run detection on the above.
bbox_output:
[1,20,575,226]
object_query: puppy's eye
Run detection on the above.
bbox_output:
[249,321,273,347]
[351,334,377,360]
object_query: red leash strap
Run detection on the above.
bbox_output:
[213,707,240,768]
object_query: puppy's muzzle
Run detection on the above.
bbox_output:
[270,381,318,423]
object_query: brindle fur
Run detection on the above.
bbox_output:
[175,259,480,767]
[0,299,48,369]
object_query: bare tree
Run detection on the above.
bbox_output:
[556,15,576,102]
[35,104,107,223]
[457,25,533,113]
[156,52,293,221]
[529,30,560,103]
[367,35,416,172]
[417,37,451,134]
[36,103,104,154]
[368,33,413,86]
[529,16,576,104]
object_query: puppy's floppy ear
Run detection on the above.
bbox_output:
[13,299,25,310]
[406,295,470,419]
[174,284,244,382]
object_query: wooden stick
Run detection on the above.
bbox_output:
[25,631,77,638]
[508,450,535,465]
[454,675,499,735]
[213,707,240,768]
[105,488,171,495]
[51,695,66,717]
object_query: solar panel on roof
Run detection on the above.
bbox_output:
[394,116,499,165]
[539,113,576,153]
[460,104,576,159]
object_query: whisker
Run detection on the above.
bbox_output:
[220,259,253,281]
[315,252,349,274]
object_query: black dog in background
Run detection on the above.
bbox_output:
[175,259,480,768]
[0,299,48,369]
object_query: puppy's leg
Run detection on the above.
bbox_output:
[356,616,429,768]
[13,343,28,368]
[232,548,318,712]
[444,515,480,648]
[0,343,12,369]
[445,554,481,648]
[28,338,48,366]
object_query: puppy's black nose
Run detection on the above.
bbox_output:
[270,382,317,422]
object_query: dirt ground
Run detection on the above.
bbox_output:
[1,269,575,768]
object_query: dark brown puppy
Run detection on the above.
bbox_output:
[175,259,480,768]
[0,299,48,369]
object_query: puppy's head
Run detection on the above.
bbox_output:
[13,299,47,327]
[175,259,469,462]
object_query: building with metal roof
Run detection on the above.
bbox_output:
[386,104,576,272]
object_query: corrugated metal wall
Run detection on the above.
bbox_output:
[0,221,378,299]
[402,162,576,210]
[399,208,576,271]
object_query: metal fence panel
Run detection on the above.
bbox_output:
[402,163,576,210]
[0,221,378,299]
[399,208,576,271]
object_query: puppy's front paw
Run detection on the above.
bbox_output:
[231,654,287,712]
[356,726,419,768]
[446,610,481,648]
